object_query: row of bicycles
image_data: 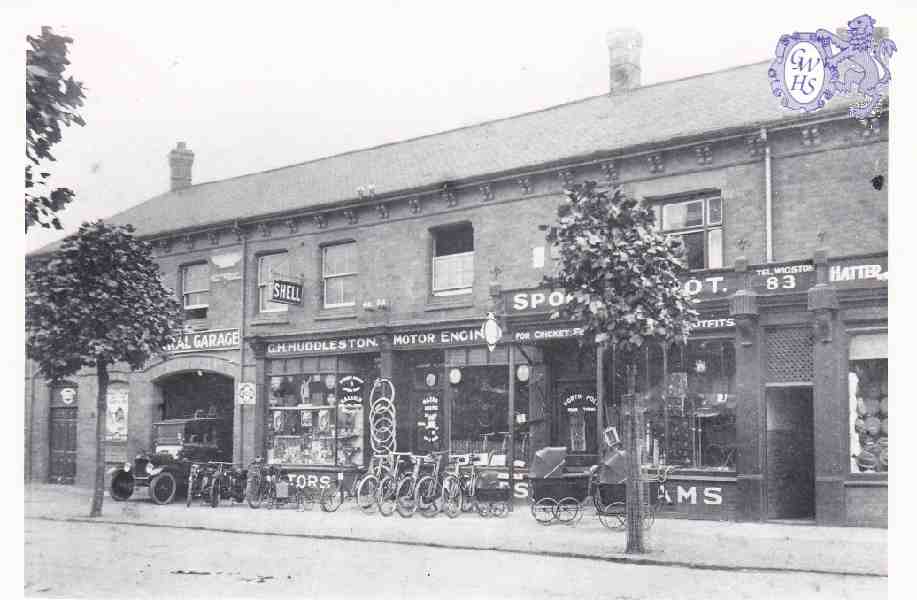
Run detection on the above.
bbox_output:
[184,451,512,518]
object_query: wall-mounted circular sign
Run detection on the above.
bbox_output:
[60,388,76,405]
[448,368,462,385]
[516,364,531,383]
[425,373,437,388]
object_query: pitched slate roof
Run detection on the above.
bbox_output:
[44,60,849,246]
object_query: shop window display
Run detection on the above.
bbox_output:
[449,365,529,463]
[637,339,737,470]
[849,334,888,473]
[266,366,369,467]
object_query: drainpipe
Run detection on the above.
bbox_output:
[762,127,773,262]
[237,227,248,466]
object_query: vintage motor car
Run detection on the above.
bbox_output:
[109,415,232,504]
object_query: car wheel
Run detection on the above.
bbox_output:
[150,472,177,505]
[110,471,134,501]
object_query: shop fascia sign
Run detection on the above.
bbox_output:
[266,336,379,356]
[563,392,597,412]
[270,278,304,305]
[391,327,487,349]
[512,318,734,343]
[165,328,241,354]
[505,255,887,316]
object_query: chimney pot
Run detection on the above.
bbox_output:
[607,28,642,94]
[168,142,194,191]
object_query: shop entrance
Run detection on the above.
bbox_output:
[157,371,235,449]
[765,387,815,520]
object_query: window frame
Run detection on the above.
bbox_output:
[431,223,474,297]
[657,194,724,271]
[180,262,210,317]
[322,242,357,309]
[257,251,290,314]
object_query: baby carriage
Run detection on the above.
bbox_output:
[527,446,662,529]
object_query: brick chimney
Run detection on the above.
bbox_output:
[607,29,642,94]
[168,142,194,191]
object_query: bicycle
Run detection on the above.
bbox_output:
[324,453,397,514]
[438,454,485,518]
[376,452,413,517]
[185,462,216,507]
[412,451,451,518]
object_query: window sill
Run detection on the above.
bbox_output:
[183,319,210,331]
[424,297,474,312]
[251,315,290,327]
[315,311,358,322]
[845,473,888,487]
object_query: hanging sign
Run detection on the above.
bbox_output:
[165,328,241,354]
[270,279,304,305]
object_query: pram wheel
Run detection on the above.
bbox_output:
[555,497,581,525]
[532,498,557,525]
[598,502,626,530]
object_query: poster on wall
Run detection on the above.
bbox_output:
[105,387,129,442]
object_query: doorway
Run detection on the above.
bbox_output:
[765,387,815,520]
[49,406,78,484]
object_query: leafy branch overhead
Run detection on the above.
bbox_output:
[542,181,698,355]
[26,221,184,380]
[26,26,86,232]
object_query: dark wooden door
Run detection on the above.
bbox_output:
[49,406,78,484]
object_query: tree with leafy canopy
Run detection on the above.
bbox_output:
[26,26,86,232]
[27,221,183,516]
[543,181,697,553]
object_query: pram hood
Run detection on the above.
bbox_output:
[598,449,628,484]
[528,446,568,478]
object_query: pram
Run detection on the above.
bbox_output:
[527,446,665,529]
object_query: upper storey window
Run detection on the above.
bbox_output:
[181,262,209,320]
[432,223,473,296]
[323,242,357,308]
[659,195,723,270]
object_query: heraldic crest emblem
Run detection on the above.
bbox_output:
[768,14,897,120]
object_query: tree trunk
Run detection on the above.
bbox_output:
[89,361,109,517]
[624,362,645,553]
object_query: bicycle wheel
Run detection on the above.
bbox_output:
[377,475,397,517]
[320,483,344,513]
[441,475,462,519]
[355,475,379,513]
[395,477,417,518]
[476,501,491,518]
[491,501,509,518]
[598,502,626,531]
[186,472,196,507]
[246,474,263,509]
[209,475,221,508]
[531,498,557,525]
[555,496,581,525]
[414,476,439,517]
[642,503,656,530]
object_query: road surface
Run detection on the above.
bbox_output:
[24,519,885,599]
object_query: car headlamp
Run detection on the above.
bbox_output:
[123,462,132,472]
[146,463,154,475]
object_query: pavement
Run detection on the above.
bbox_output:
[24,483,887,578]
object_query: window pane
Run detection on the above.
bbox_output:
[324,243,355,276]
[435,225,474,256]
[184,291,208,308]
[849,333,887,473]
[182,263,209,293]
[707,197,722,225]
[433,253,473,292]
[325,278,342,306]
[662,201,703,230]
[675,231,705,270]
[340,274,356,305]
[259,253,289,283]
[707,228,723,268]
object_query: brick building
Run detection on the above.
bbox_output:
[26,38,888,526]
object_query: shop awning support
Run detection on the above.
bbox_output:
[507,343,516,511]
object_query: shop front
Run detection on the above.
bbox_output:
[252,333,382,493]
[500,250,888,525]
